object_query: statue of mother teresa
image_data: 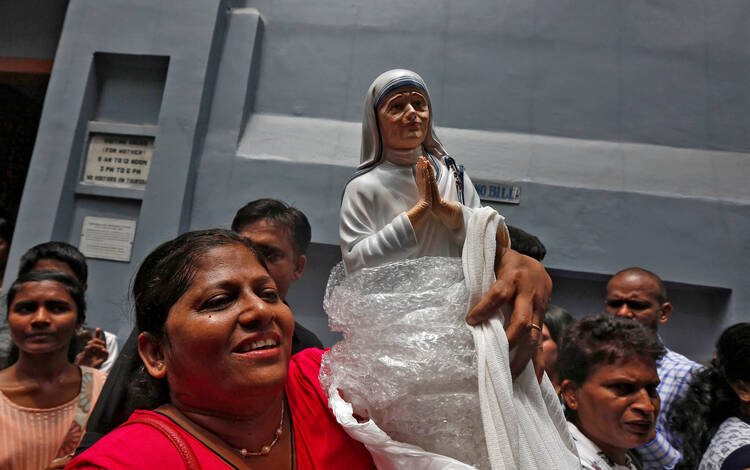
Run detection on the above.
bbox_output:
[327,69,580,469]
[339,69,509,273]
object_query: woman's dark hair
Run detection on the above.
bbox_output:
[4,271,87,366]
[18,241,88,285]
[231,198,311,256]
[557,315,665,420]
[129,229,265,410]
[543,304,574,346]
[671,323,750,470]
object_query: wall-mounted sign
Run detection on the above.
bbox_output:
[473,180,521,204]
[79,216,136,262]
[82,133,154,189]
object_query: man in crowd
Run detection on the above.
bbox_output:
[605,267,703,470]
[0,241,118,371]
[231,198,324,351]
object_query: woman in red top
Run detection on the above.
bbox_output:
[67,229,374,469]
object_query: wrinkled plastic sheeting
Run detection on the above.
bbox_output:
[320,257,489,469]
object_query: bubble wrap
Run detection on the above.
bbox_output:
[320,257,489,469]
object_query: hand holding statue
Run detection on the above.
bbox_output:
[412,156,544,381]
[466,245,551,381]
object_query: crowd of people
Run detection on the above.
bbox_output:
[0,68,747,469]
[0,198,746,469]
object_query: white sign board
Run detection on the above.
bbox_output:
[82,133,153,189]
[473,180,521,205]
[79,216,136,262]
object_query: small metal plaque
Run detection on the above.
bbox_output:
[473,180,521,204]
[82,133,153,189]
[79,216,136,262]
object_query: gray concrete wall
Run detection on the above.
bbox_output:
[247,0,750,152]
[4,0,230,341]
[0,0,69,60]
[5,0,749,360]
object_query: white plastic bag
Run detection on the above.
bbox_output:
[320,257,488,468]
[320,208,580,469]
[327,384,478,470]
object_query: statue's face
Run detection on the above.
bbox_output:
[377,86,430,150]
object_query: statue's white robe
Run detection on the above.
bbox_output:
[339,156,480,273]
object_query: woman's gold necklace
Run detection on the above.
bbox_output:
[234,399,284,457]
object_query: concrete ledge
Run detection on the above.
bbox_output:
[238,113,750,204]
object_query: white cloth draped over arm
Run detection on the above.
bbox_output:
[464,206,580,470]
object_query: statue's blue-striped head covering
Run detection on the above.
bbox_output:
[358,69,447,171]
